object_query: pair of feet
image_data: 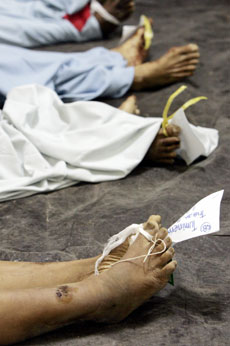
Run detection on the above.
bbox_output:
[119,95,181,165]
[96,1,200,88]
[0,216,176,345]
[115,24,200,164]
[84,215,176,322]
[50,215,176,323]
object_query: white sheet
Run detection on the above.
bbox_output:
[0,84,219,202]
[0,85,161,201]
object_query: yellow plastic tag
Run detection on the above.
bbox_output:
[162,85,208,136]
[140,15,154,50]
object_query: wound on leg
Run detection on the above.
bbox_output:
[56,285,73,303]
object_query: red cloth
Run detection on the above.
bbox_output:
[63,3,91,31]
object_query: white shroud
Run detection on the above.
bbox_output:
[0,85,161,201]
[0,84,218,202]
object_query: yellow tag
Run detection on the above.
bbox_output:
[162,85,208,136]
[140,15,154,50]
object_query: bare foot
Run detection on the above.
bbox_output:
[132,44,200,90]
[89,215,176,322]
[112,26,149,66]
[94,0,135,37]
[98,238,129,273]
[119,95,140,115]
[146,124,181,165]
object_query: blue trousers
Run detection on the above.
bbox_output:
[0,44,134,101]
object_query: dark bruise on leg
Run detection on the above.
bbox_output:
[56,285,75,303]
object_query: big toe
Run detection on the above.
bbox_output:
[143,215,161,234]
[188,43,199,51]
[166,124,181,137]
[172,43,199,55]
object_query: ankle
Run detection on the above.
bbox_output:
[132,65,147,90]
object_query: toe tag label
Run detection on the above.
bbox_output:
[168,190,224,243]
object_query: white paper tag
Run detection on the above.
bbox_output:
[168,190,224,243]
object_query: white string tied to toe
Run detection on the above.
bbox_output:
[91,0,121,26]
[95,224,166,275]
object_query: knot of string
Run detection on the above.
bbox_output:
[110,234,166,267]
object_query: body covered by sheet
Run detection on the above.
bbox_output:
[0,85,218,202]
[0,85,161,201]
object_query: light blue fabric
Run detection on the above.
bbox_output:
[0,0,102,47]
[0,44,135,101]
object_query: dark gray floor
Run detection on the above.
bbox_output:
[0,0,229,345]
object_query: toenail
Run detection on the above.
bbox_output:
[189,43,198,50]
[147,222,155,229]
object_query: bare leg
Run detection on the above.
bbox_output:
[95,0,135,37]
[0,215,176,345]
[0,257,97,290]
[0,240,129,290]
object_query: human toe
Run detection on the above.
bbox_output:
[156,227,168,240]
[188,43,199,51]
[159,247,175,267]
[155,234,172,253]
[160,137,180,148]
[179,43,199,54]
[143,215,161,233]
[171,64,198,73]
[166,124,181,136]
[161,260,177,278]
[163,144,180,153]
